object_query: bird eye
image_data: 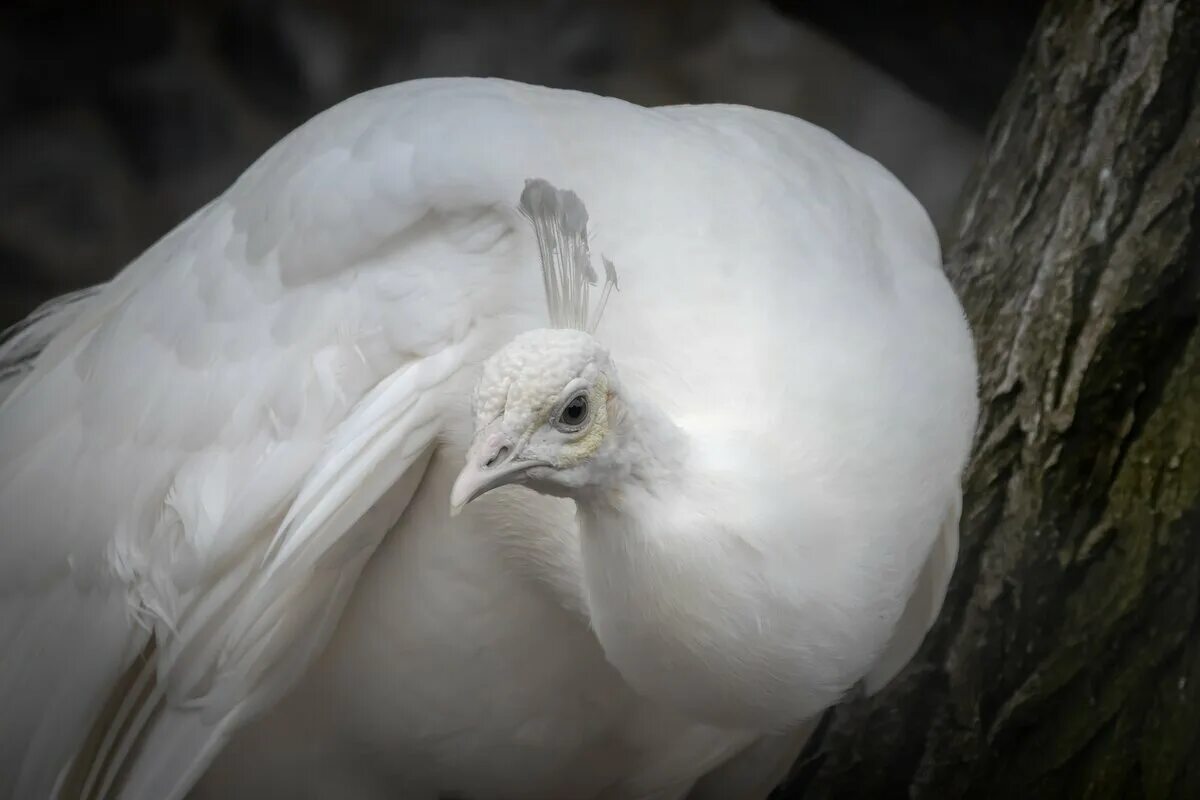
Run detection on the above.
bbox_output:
[556,394,589,430]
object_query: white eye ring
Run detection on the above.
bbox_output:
[552,392,590,432]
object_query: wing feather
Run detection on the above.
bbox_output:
[863,493,961,694]
[0,285,103,403]
[0,78,550,798]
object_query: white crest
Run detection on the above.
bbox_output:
[519,178,619,334]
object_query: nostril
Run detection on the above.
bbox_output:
[484,445,510,468]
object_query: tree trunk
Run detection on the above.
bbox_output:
[778,1,1200,798]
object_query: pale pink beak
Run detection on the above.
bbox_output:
[450,428,544,515]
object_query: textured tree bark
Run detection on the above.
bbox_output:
[778,1,1200,797]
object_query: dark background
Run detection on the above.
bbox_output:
[0,0,1039,329]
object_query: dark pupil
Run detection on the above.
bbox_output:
[562,397,587,424]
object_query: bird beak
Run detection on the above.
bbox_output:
[449,429,543,516]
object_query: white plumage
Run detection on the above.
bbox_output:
[0,78,977,800]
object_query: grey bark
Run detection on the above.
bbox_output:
[778,0,1200,797]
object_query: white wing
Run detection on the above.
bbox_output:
[863,493,961,694]
[0,79,560,799]
[680,498,959,800]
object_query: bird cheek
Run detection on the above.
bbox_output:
[525,464,554,483]
[563,423,606,465]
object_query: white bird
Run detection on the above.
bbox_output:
[0,78,977,800]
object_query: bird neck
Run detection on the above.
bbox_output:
[570,386,793,729]
[569,379,872,731]
[583,386,689,509]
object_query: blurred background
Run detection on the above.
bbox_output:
[0,0,1040,328]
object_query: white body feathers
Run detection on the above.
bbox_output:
[0,78,977,799]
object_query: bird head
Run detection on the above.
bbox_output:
[450,328,619,513]
[451,177,621,514]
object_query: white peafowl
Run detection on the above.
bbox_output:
[0,78,978,800]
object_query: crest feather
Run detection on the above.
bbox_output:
[519,178,618,334]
